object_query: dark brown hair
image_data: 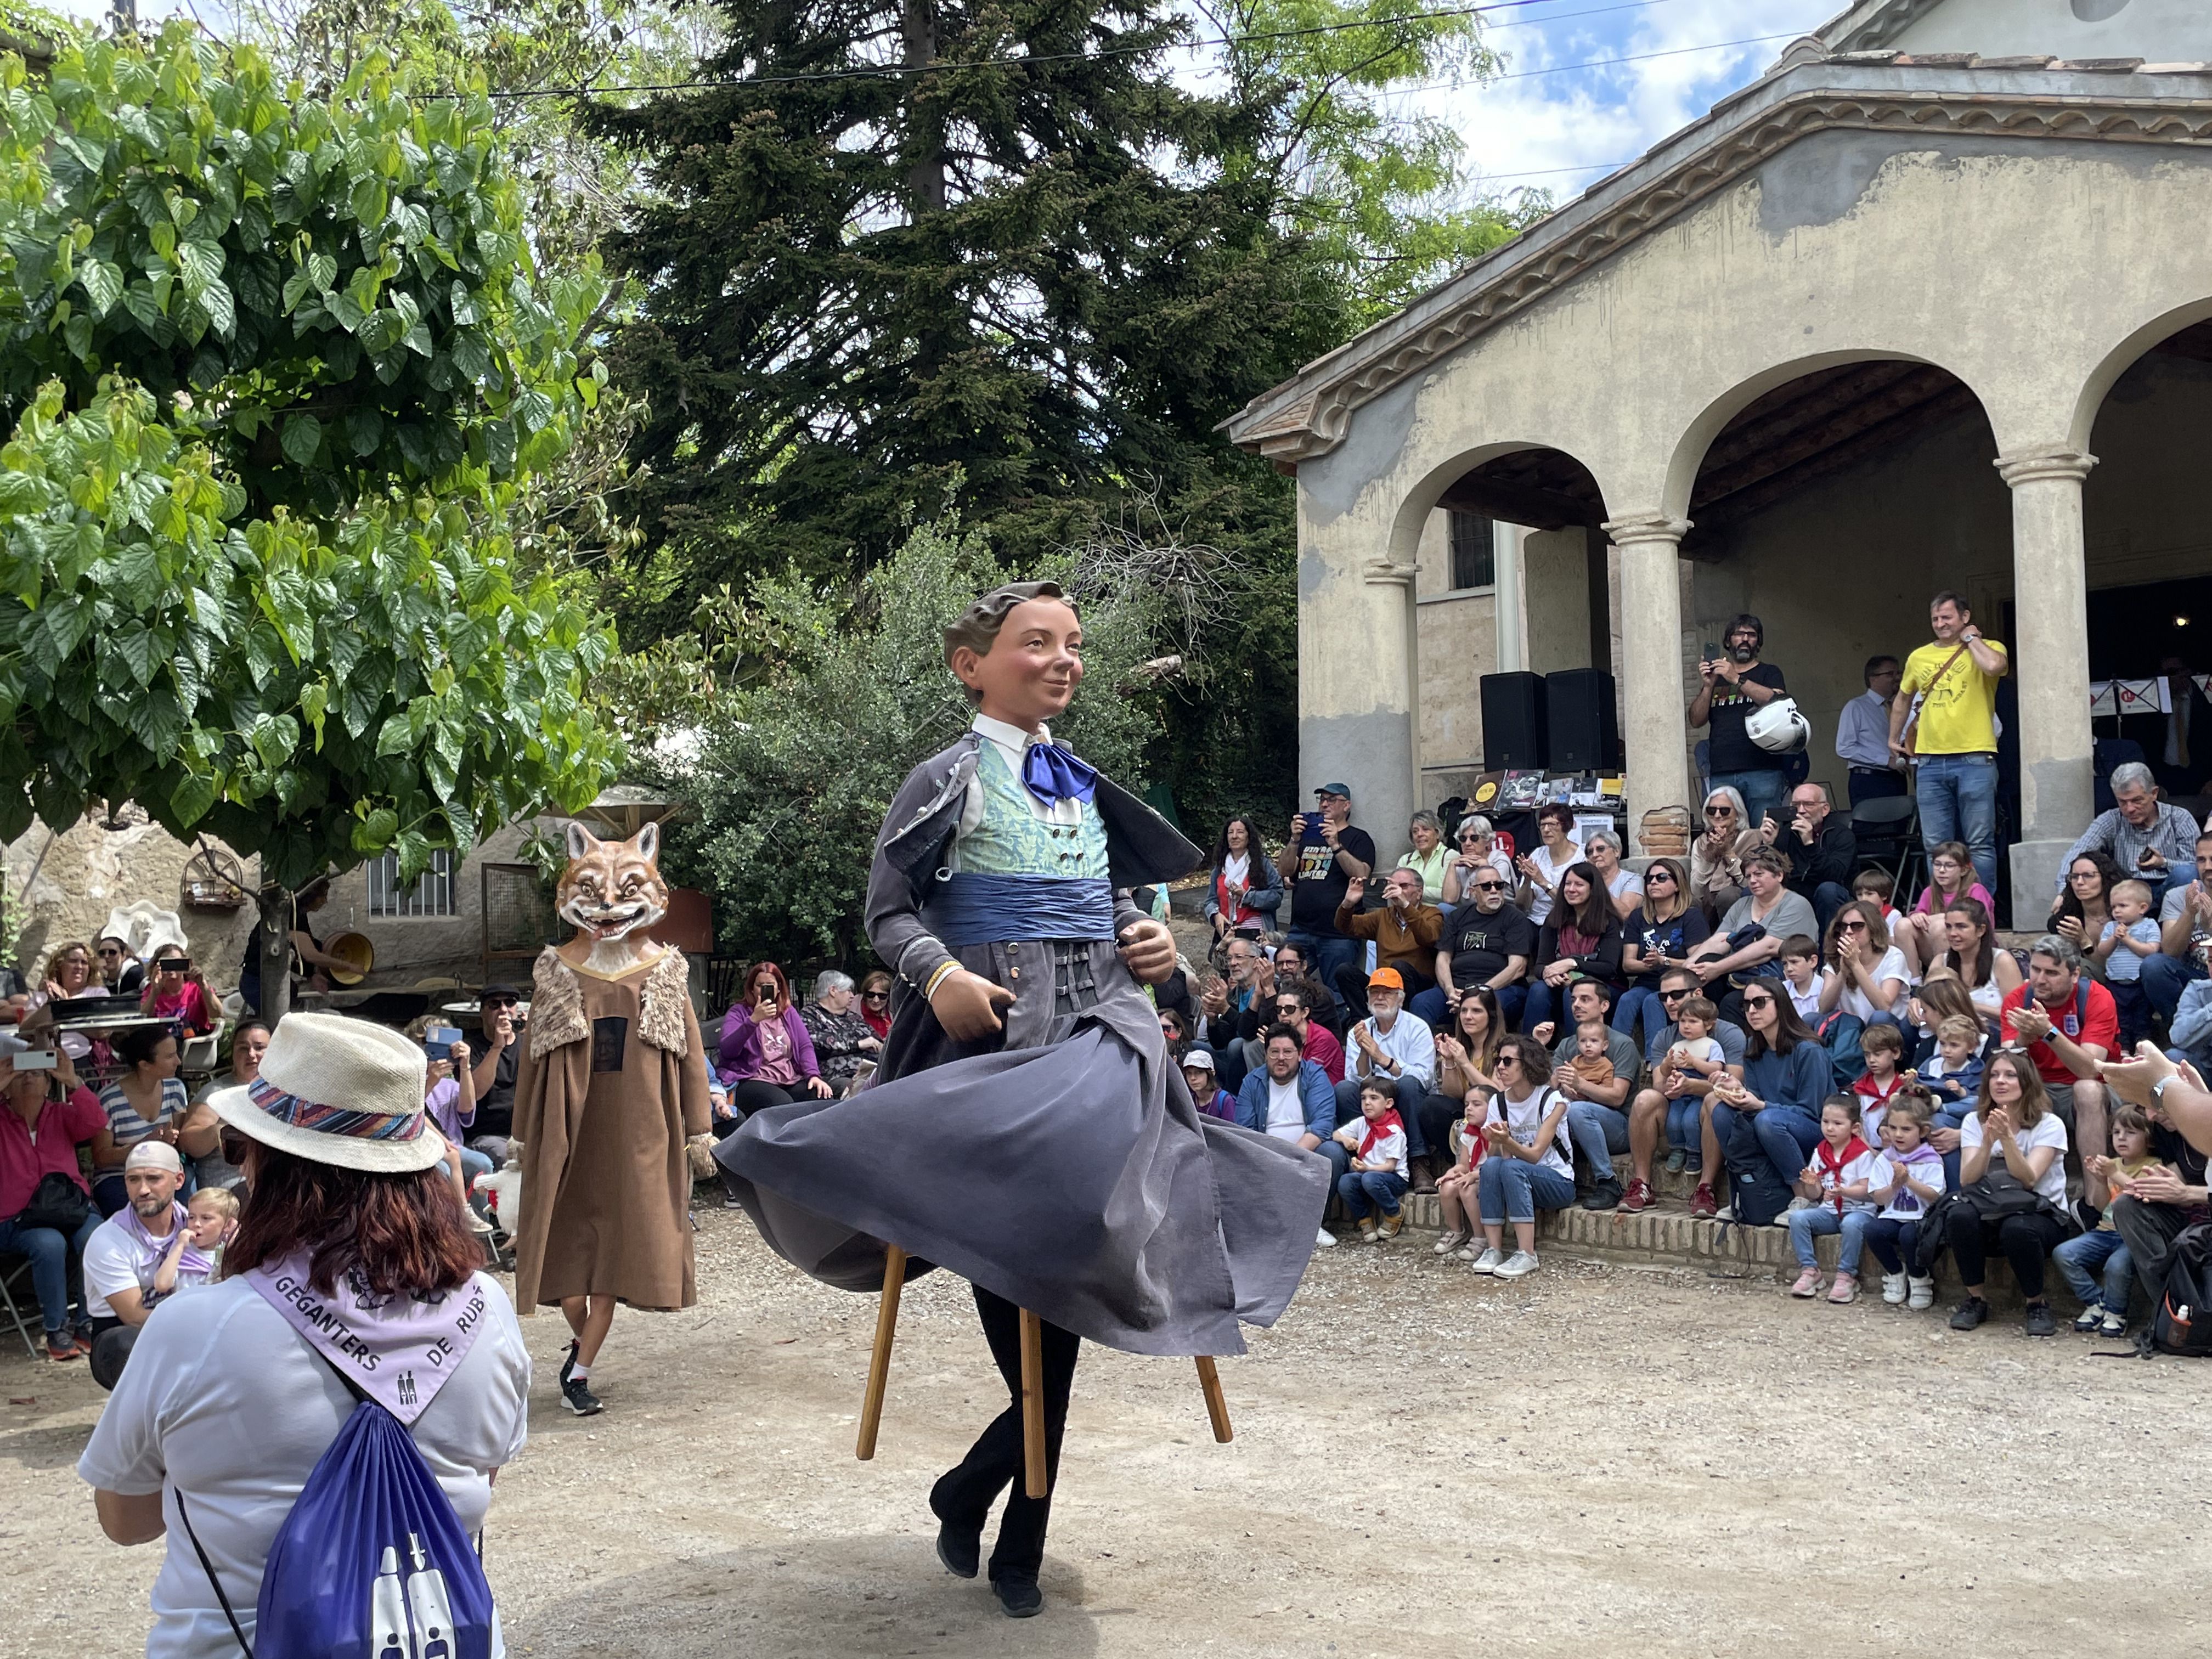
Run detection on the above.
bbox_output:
[943,582,1072,706]
[1498,1034,1553,1086]
[1975,1049,2050,1128]
[225,1144,479,1299]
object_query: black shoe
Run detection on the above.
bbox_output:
[992,1577,1043,1618]
[1949,1296,1990,1331]
[2024,1302,2056,1338]
[558,1340,579,1391]
[561,1374,603,1415]
[1581,1177,1623,1211]
[934,1520,980,1579]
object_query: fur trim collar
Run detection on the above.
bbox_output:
[527,945,693,1058]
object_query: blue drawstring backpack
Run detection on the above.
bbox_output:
[177,1358,496,1658]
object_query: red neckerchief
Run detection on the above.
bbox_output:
[1853,1071,1903,1105]
[1359,1108,1404,1160]
[1816,1135,1871,1215]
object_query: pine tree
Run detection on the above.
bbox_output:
[590,0,1344,594]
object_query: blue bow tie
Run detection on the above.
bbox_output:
[1021,740,1098,808]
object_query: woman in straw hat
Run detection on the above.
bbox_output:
[77,1012,531,1658]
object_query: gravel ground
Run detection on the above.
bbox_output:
[2,1207,2207,1659]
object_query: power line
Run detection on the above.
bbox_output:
[1385,30,1796,95]
[484,2,1793,100]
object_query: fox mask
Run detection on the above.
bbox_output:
[557,821,669,945]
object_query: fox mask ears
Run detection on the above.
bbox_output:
[565,821,659,865]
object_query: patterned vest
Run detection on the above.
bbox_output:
[954,738,1110,879]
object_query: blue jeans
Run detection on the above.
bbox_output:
[455,1146,495,1184]
[1810,882,1852,935]
[1710,768,1791,834]
[1612,985,1664,1046]
[1666,1095,1705,1155]
[1334,1077,1430,1158]
[2141,950,2204,1021]
[0,1209,100,1333]
[1477,1158,1577,1224]
[1564,1099,1629,1182]
[1931,1107,1966,1190]
[1711,1103,1822,1193]
[1787,1205,1873,1273]
[1864,1216,1922,1276]
[1337,1170,1409,1221]
[1410,983,1526,1031]
[2052,1228,2134,1311]
[1284,930,1359,996]
[2108,979,2151,1051]
[1913,753,1999,895]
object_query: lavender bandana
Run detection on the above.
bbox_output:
[246,1254,491,1425]
[115,1201,215,1284]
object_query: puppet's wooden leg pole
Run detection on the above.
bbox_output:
[1195,1356,1233,1443]
[1019,1307,1047,1499]
[856,1246,907,1461]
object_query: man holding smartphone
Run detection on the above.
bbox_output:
[1274,783,1375,993]
[1689,614,1791,833]
[1889,591,2009,895]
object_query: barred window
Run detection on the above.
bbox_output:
[1448,510,1495,591]
[368,848,457,918]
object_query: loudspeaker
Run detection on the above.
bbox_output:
[1546,668,1619,771]
[1480,672,1548,771]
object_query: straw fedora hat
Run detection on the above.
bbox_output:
[206,1011,444,1173]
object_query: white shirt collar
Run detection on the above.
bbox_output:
[972,713,1049,757]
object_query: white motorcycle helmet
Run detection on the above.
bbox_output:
[1746,697,1810,755]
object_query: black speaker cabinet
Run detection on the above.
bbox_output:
[1480,672,1549,771]
[1546,668,1619,771]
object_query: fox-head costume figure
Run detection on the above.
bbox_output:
[557,821,669,975]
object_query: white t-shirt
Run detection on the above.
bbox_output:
[77,1275,531,1659]
[1605,868,1645,908]
[1871,1149,1945,1220]
[1959,1108,2070,1209]
[81,1215,162,1320]
[1807,1144,1881,1213]
[1833,947,1910,1023]
[1263,1076,1305,1140]
[1522,841,1582,926]
[1482,1086,1573,1177]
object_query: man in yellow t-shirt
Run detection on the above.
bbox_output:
[1888,591,2010,895]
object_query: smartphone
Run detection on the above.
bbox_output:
[422,1023,464,1058]
[13,1048,55,1071]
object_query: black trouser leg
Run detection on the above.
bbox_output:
[929,1285,1080,1586]
[2109,1197,2187,1322]
[1945,1203,1989,1288]
[1995,1212,2067,1300]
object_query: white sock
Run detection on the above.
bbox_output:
[569,1361,592,1382]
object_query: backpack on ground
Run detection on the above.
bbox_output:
[180,1372,496,1658]
[2152,1222,2212,1358]
[1722,1149,1793,1228]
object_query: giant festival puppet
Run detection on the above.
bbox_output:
[718,580,1329,1618]
[510,821,712,1417]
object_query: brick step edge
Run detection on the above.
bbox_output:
[1372,1192,2068,1310]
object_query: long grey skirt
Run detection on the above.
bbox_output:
[716,1017,1328,1358]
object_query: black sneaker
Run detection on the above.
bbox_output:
[561,1374,603,1416]
[2023,1302,2056,1338]
[992,1577,1043,1618]
[558,1340,579,1391]
[44,1330,82,1363]
[1949,1296,1990,1331]
[934,1521,980,1579]
[1581,1176,1624,1211]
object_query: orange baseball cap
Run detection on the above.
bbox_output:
[1367,967,1404,990]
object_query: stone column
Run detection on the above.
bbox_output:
[1602,513,1694,836]
[1995,445,2096,910]
[1492,522,1525,674]
[1297,535,1418,861]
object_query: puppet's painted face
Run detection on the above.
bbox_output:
[951,597,1084,729]
[557,822,669,943]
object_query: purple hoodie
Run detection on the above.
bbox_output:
[718,1003,821,1084]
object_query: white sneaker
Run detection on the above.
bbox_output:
[1468,1246,1505,1274]
[1881,1272,1909,1306]
[1907,1275,1936,1311]
[1313,1227,1338,1249]
[1433,1228,1470,1256]
[1712,1204,1736,1222]
[1453,1242,1481,1262]
[1491,1250,1539,1280]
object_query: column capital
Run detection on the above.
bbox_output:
[1361,556,1417,586]
[1600,512,1692,548]
[1994,446,2097,487]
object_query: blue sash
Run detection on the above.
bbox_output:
[923,872,1116,947]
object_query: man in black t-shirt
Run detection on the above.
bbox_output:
[1273,782,1376,994]
[1690,613,1791,834]
[1408,872,1534,1031]
[467,983,524,1161]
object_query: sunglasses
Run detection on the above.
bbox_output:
[1741,996,1775,1009]
[97,946,122,957]
[1706,806,1735,817]
[861,990,889,1002]
[1840,919,1864,930]
[1660,987,1691,1001]
[483,998,518,1012]
[1647,869,1675,882]
[1471,880,1506,892]
[1494,1054,1521,1067]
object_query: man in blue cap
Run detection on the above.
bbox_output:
[1276,783,1377,993]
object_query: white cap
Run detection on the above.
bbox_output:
[124,1141,184,1175]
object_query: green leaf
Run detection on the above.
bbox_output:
[169,768,217,827]
[353,806,399,851]
[79,258,121,315]
[344,407,383,456]
[280,413,321,466]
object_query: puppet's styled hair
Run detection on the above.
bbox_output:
[943,582,1072,706]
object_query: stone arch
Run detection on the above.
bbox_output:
[1387,440,1612,571]
[2068,295,2212,456]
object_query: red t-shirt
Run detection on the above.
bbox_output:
[1999,979,2118,1085]
[0,1086,105,1218]
[1304,1022,1346,1085]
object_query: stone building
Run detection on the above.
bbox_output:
[1224,0,2212,909]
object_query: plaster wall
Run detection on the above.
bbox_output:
[1294,123,2212,863]
[1412,511,1501,779]
[1884,0,2212,61]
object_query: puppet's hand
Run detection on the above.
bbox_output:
[931,968,1017,1040]
[1117,918,1178,986]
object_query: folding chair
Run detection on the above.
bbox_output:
[1850,794,1923,906]
[0,1251,41,1359]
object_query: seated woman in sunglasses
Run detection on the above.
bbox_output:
[1706,983,1831,1220]
[1690,786,1763,918]
[139,953,220,1041]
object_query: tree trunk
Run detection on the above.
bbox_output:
[255,888,293,1026]
[902,0,945,213]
